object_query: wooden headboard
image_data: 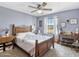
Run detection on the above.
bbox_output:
[12,24,32,35]
[15,26,32,33]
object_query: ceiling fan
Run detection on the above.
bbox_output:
[28,2,52,13]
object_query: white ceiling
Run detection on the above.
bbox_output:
[0,2,79,16]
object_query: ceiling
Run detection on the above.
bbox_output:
[0,2,79,16]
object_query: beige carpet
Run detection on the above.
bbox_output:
[0,46,28,57]
[43,43,79,57]
[0,43,79,57]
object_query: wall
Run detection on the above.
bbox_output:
[37,9,79,34]
[0,6,79,35]
[0,6,37,31]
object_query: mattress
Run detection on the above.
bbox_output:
[15,32,53,56]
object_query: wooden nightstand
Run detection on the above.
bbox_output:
[0,35,16,51]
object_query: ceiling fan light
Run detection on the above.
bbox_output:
[37,10,43,14]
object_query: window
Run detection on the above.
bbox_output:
[44,16,58,35]
[48,18,54,34]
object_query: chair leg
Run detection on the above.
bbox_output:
[3,43,5,51]
[75,47,79,52]
[12,41,15,49]
[12,44,14,49]
[71,44,73,49]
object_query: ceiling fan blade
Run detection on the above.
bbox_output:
[28,5,37,9]
[42,8,52,11]
[31,10,38,13]
[42,2,47,7]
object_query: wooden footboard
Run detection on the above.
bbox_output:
[15,37,54,57]
[35,37,54,57]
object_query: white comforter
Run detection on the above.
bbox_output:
[15,32,53,56]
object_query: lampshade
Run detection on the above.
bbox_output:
[37,10,43,14]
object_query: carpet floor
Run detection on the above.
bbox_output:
[0,43,79,57]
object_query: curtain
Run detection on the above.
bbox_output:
[44,17,48,34]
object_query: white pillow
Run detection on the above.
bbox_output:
[16,32,35,39]
[16,33,26,39]
[16,35,24,39]
[25,32,35,35]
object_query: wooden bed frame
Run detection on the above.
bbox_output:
[12,24,54,57]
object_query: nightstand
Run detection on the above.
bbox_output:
[0,35,16,51]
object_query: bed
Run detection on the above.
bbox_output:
[12,25,54,57]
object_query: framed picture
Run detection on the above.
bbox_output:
[39,20,42,27]
[61,22,66,28]
[70,18,77,24]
